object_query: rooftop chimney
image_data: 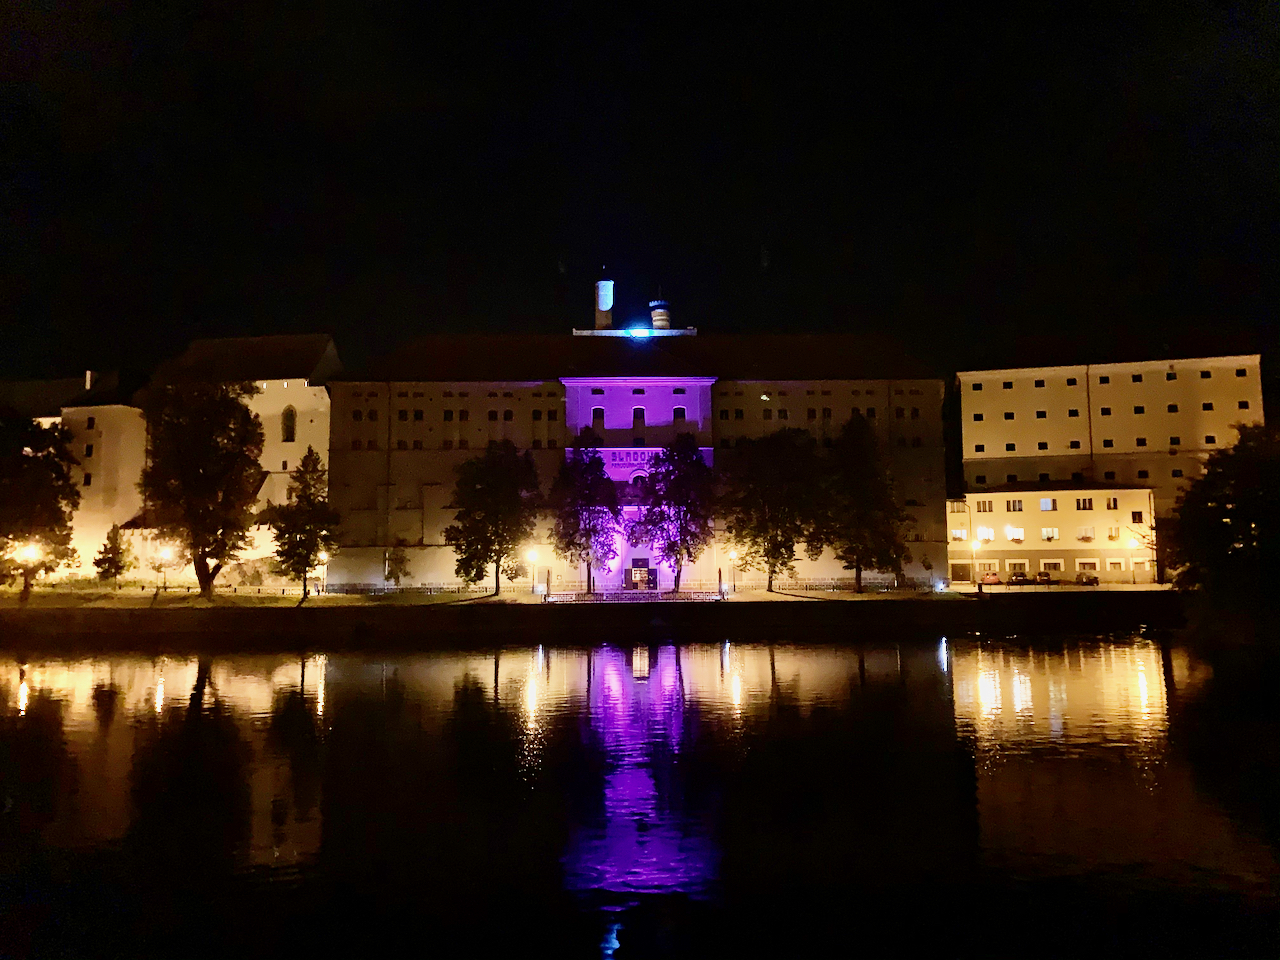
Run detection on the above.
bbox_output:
[595,273,614,330]
[648,299,671,330]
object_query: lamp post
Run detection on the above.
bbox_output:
[1128,538,1138,585]
[526,548,538,595]
[971,539,981,594]
[159,547,172,591]
[728,550,738,593]
[317,550,329,595]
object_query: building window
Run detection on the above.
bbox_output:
[1098,376,1110,384]
[1069,440,1081,449]
[1002,381,1013,389]
[951,529,967,541]
[547,409,558,423]
[1104,471,1116,480]
[458,438,469,449]
[778,409,789,420]
[1205,435,1216,444]
[503,410,514,421]
[762,409,773,420]
[1200,370,1211,379]
[972,383,983,391]
[1239,400,1250,409]
[1005,443,1016,451]
[1106,497,1118,509]
[1132,374,1143,383]
[396,440,407,450]
[442,409,454,422]
[1003,411,1014,420]
[975,475,987,484]
[397,409,408,422]
[1167,403,1178,413]
[1136,437,1147,447]
[1166,372,1177,381]
[976,500,993,513]
[1066,377,1077,386]
[719,409,729,421]
[412,439,423,450]
[1236,368,1247,377]
[548,439,558,449]
[84,444,93,458]
[1039,473,1050,482]
[1132,511,1143,523]
[1172,468,1183,478]
[1007,527,1024,541]
[1102,439,1114,448]
[807,409,817,420]
[458,410,469,422]
[352,410,363,422]
[1007,499,1023,512]
[532,439,543,449]
[673,387,686,395]
[634,407,646,426]
[1076,498,1093,510]
[591,407,605,426]
[977,525,994,539]
[367,439,379,450]
[1071,471,1083,481]
[591,388,604,395]
[488,410,498,421]
[734,409,744,420]
[632,388,645,395]
[1068,409,1079,418]
[281,406,297,442]
[487,391,498,398]
[1041,528,1059,541]
[1170,436,1180,446]
[1034,379,1045,388]
[973,413,984,421]
[974,444,985,453]
[351,439,362,450]
[1037,442,1048,450]
[822,408,832,419]
[1040,498,1057,511]
[1036,410,1046,419]
[414,409,424,421]
[532,409,543,421]
[1201,402,1214,411]
[865,407,875,418]
[86,416,96,429]
[1137,470,1148,479]
[443,391,454,398]
[822,390,832,397]
[83,473,92,487]
[1100,407,1111,416]
[368,410,378,422]
[1134,406,1145,414]
[895,407,905,418]
[674,406,687,421]
[1008,475,1018,483]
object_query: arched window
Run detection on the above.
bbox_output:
[673,406,686,421]
[282,406,297,443]
[592,407,605,426]
[633,406,646,426]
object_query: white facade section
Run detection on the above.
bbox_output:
[945,488,1156,583]
[958,355,1264,516]
[250,378,331,508]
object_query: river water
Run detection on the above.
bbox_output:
[0,635,1276,958]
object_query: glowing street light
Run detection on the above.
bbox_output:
[157,546,173,591]
[17,543,40,563]
[526,548,538,595]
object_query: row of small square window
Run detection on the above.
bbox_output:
[350,438,564,451]
[353,408,561,423]
[715,388,923,397]
[718,435,927,449]
[720,407,921,421]
[976,497,1119,512]
[599,387,686,396]
[972,369,1247,390]
[977,436,1217,452]
[974,401,1248,422]
[361,390,564,399]
[974,469,1185,484]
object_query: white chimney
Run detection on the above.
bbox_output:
[84,370,93,391]
[595,277,614,330]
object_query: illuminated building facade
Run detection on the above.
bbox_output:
[326,303,949,590]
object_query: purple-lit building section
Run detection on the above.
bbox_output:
[562,647,718,897]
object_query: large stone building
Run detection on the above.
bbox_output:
[327,303,948,592]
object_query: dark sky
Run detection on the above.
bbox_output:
[2,2,1275,378]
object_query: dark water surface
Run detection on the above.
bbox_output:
[1,635,1276,958]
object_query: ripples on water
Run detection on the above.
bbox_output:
[0,637,1274,957]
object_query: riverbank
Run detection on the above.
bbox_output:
[0,589,1185,652]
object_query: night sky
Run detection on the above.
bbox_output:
[3,3,1275,378]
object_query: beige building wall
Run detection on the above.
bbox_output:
[945,488,1156,583]
[959,355,1263,516]
[249,378,331,509]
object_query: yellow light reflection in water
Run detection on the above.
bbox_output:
[154,675,164,714]
[18,678,28,716]
[315,655,326,719]
[730,673,742,707]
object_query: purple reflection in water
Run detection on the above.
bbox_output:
[562,646,717,897]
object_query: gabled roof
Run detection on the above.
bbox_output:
[345,333,940,383]
[152,334,341,385]
[0,372,137,418]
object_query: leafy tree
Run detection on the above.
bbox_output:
[140,381,265,599]
[94,524,135,588]
[720,428,823,591]
[626,433,715,593]
[1168,423,1279,598]
[385,538,411,586]
[813,416,910,592]
[444,441,541,594]
[268,446,340,599]
[0,413,81,601]
[547,439,621,593]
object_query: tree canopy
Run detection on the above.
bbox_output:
[140,381,265,599]
[443,441,541,594]
[94,524,135,588]
[547,440,621,593]
[1168,423,1279,600]
[0,413,81,600]
[626,433,715,593]
[812,416,910,592]
[268,446,340,599]
[720,428,823,591]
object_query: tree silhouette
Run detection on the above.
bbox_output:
[720,428,823,591]
[268,446,340,599]
[547,436,620,593]
[444,441,541,595]
[0,413,80,601]
[626,433,714,593]
[93,524,135,588]
[140,381,265,599]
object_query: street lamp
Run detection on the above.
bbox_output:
[971,539,981,593]
[17,543,39,563]
[159,546,172,591]
[526,548,538,595]
[316,550,329,595]
[728,549,738,593]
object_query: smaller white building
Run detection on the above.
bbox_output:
[946,486,1156,584]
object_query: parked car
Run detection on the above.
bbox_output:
[1033,571,1059,585]
[980,572,1001,585]
[1074,571,1100,586]
[1007,572,1032,586]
